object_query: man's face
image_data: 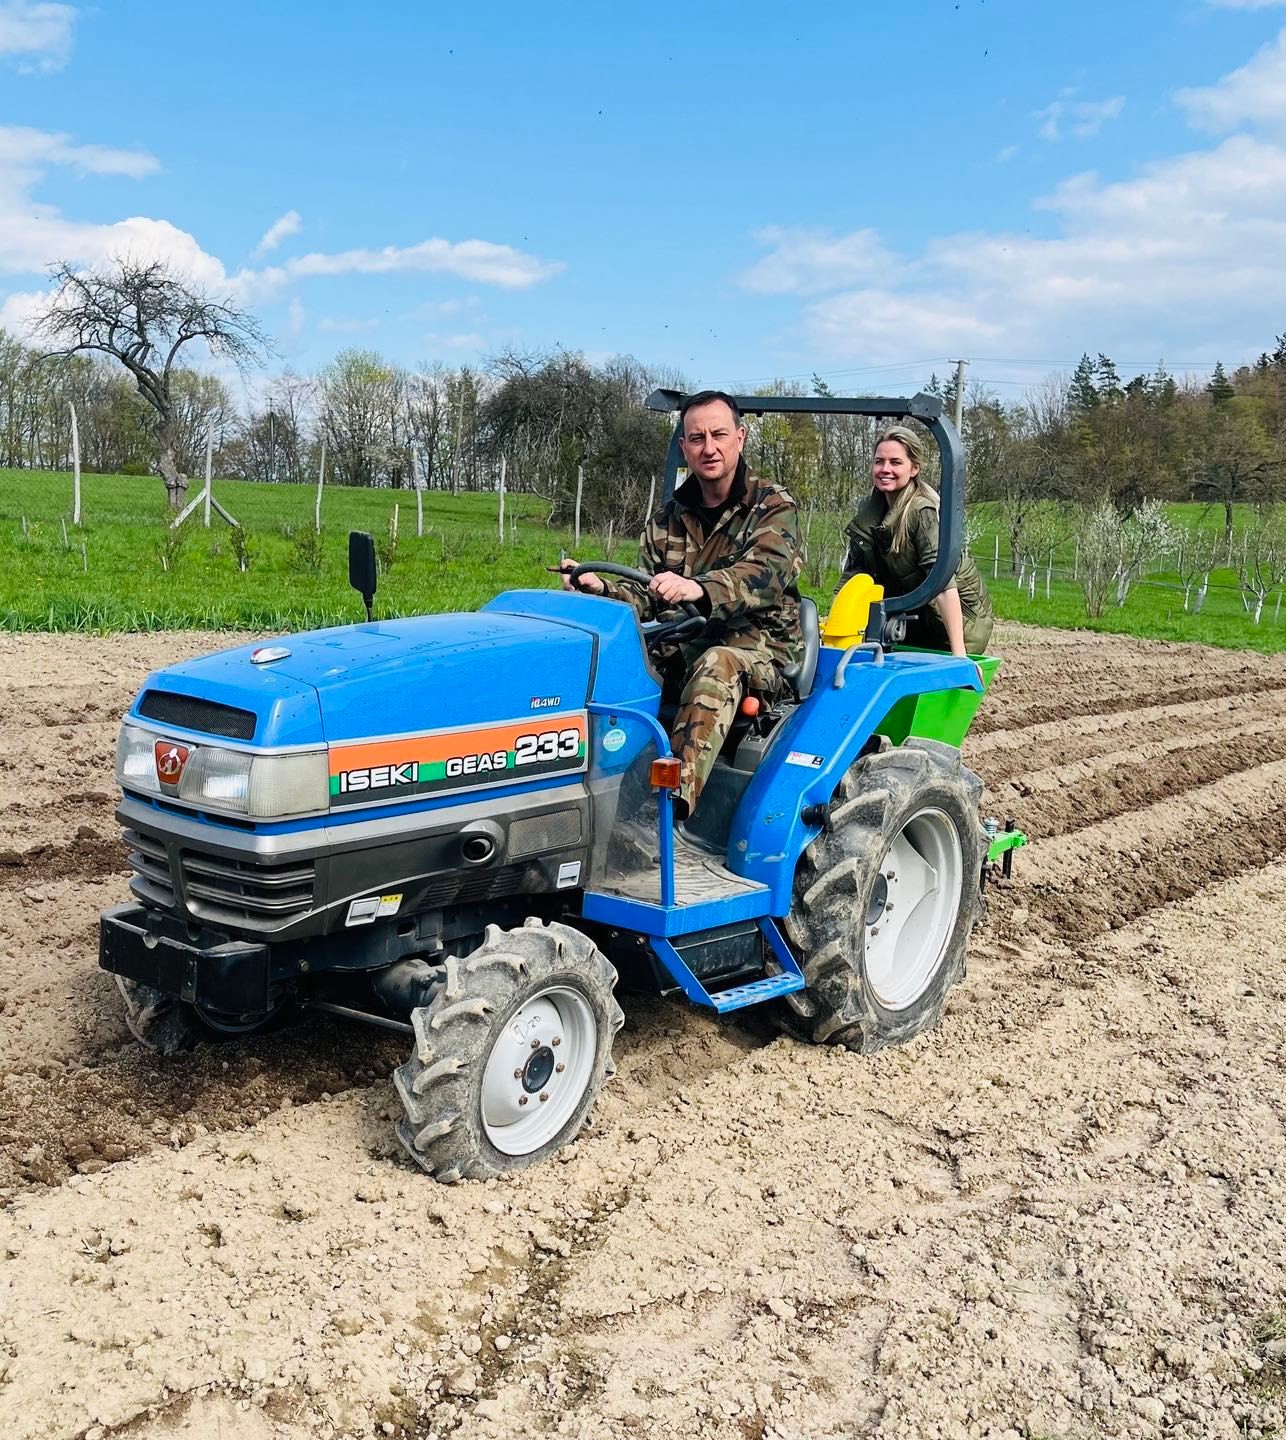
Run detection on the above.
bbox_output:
[679,400,745,486]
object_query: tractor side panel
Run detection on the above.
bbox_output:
[726,647,983,915]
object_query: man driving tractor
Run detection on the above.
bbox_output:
[561,389,803,819]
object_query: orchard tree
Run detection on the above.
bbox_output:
[35,256,267,507]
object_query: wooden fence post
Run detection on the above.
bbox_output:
[315,438,326,534]
[68,401,81,526]
[203,431,213,527]
[574,464,584,548]
[498,455,506,542]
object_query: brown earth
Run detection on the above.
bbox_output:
[0,624,1282,1440]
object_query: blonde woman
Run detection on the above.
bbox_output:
[840,425,994,655]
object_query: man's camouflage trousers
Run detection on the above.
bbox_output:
[669,644,781,816]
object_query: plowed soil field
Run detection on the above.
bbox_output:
[0,625,1283,1440]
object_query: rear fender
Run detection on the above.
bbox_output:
[727,646,981,914]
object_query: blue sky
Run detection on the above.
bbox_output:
[4,0,1286,402]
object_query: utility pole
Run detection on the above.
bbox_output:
[951,358,967,433]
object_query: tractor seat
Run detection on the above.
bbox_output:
[782,597,820,701]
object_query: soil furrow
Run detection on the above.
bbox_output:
[972,669,1286,736]
[989,723,1286,841]
[1013,757,1286,941]
[967,685,1286,783]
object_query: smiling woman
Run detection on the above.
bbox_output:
[840,425,994,658]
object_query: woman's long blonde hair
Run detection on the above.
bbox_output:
[875,425,937,556]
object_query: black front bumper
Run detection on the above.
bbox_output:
[100,903,271,1015]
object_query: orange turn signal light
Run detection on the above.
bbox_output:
[740,696,760,717]
[649,757,682,790]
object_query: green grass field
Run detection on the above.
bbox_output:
[1,468,1282,653]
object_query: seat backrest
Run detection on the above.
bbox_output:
[784,597,820,701]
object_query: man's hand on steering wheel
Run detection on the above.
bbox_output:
[560,560,707,648]
[649,572,704,606]
[559,559,604,594]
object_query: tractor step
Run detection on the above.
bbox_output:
[709,971,805,1013]
[650,917,806,1014]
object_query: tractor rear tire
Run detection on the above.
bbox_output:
[393,918,624,1183]
[783,738,984,1053]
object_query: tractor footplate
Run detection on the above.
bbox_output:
[709,972,806,1013]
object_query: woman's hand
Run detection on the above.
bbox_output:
[934,586,969,657]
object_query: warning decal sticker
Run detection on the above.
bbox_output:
[328,713,588,808]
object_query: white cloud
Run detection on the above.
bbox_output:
[1176,28,1286,131]
[0,1,75,73]
[255,209,301,256]
[0,123,563,340]
[317,315,381,333]
[738,226,894,296]
[247,238,562,297]
[284,296,306,342]
[1035,92,1125,141]
[996,144,1020,163]
[756,132,1286,367]
[422,330,487,355]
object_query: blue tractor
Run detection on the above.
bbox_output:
[100,390,1020,1183]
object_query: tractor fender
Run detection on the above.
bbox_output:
[726,646,982,914]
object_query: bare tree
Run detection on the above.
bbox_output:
[1234,510,1286,624]
[35,256,267,507]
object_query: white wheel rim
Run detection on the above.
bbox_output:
[863,806,963,1011]
[480,986,597,1156]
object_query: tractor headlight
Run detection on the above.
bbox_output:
[115,724,160,793]
[115,723,327,818]
[180,748,328,818]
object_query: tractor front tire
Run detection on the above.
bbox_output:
[393,918,624,1183]
[783,739,984,1053]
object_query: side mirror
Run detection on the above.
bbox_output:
[348,531,377,621]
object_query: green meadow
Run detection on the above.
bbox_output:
[0,468,1281,654]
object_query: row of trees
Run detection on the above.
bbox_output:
[3,258,1284,563]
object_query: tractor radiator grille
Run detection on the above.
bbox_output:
[138,690,257,740]
[179,850,315,927]
[123,828,176,909]
[417,864,526,910]
[508,808,583,859]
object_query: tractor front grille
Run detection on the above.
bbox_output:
[179,850,316,928]
[138,689,257,740]
[123,828,176,909]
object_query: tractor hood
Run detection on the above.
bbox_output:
[133,612,595,749]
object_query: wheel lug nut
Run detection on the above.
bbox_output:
[551,1037,561,1047]
[539,1092,549,1102]
[530,1038,540,1049]
[555,1063,565,1073]
[519,1095,529,1106]
[870,926,880,937]
[513,1068,523,1078]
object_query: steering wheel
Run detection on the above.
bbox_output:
[567,562,707,648]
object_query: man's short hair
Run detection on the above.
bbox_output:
[679,389,742,428]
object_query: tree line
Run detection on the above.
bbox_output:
[2,259,1284,572]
